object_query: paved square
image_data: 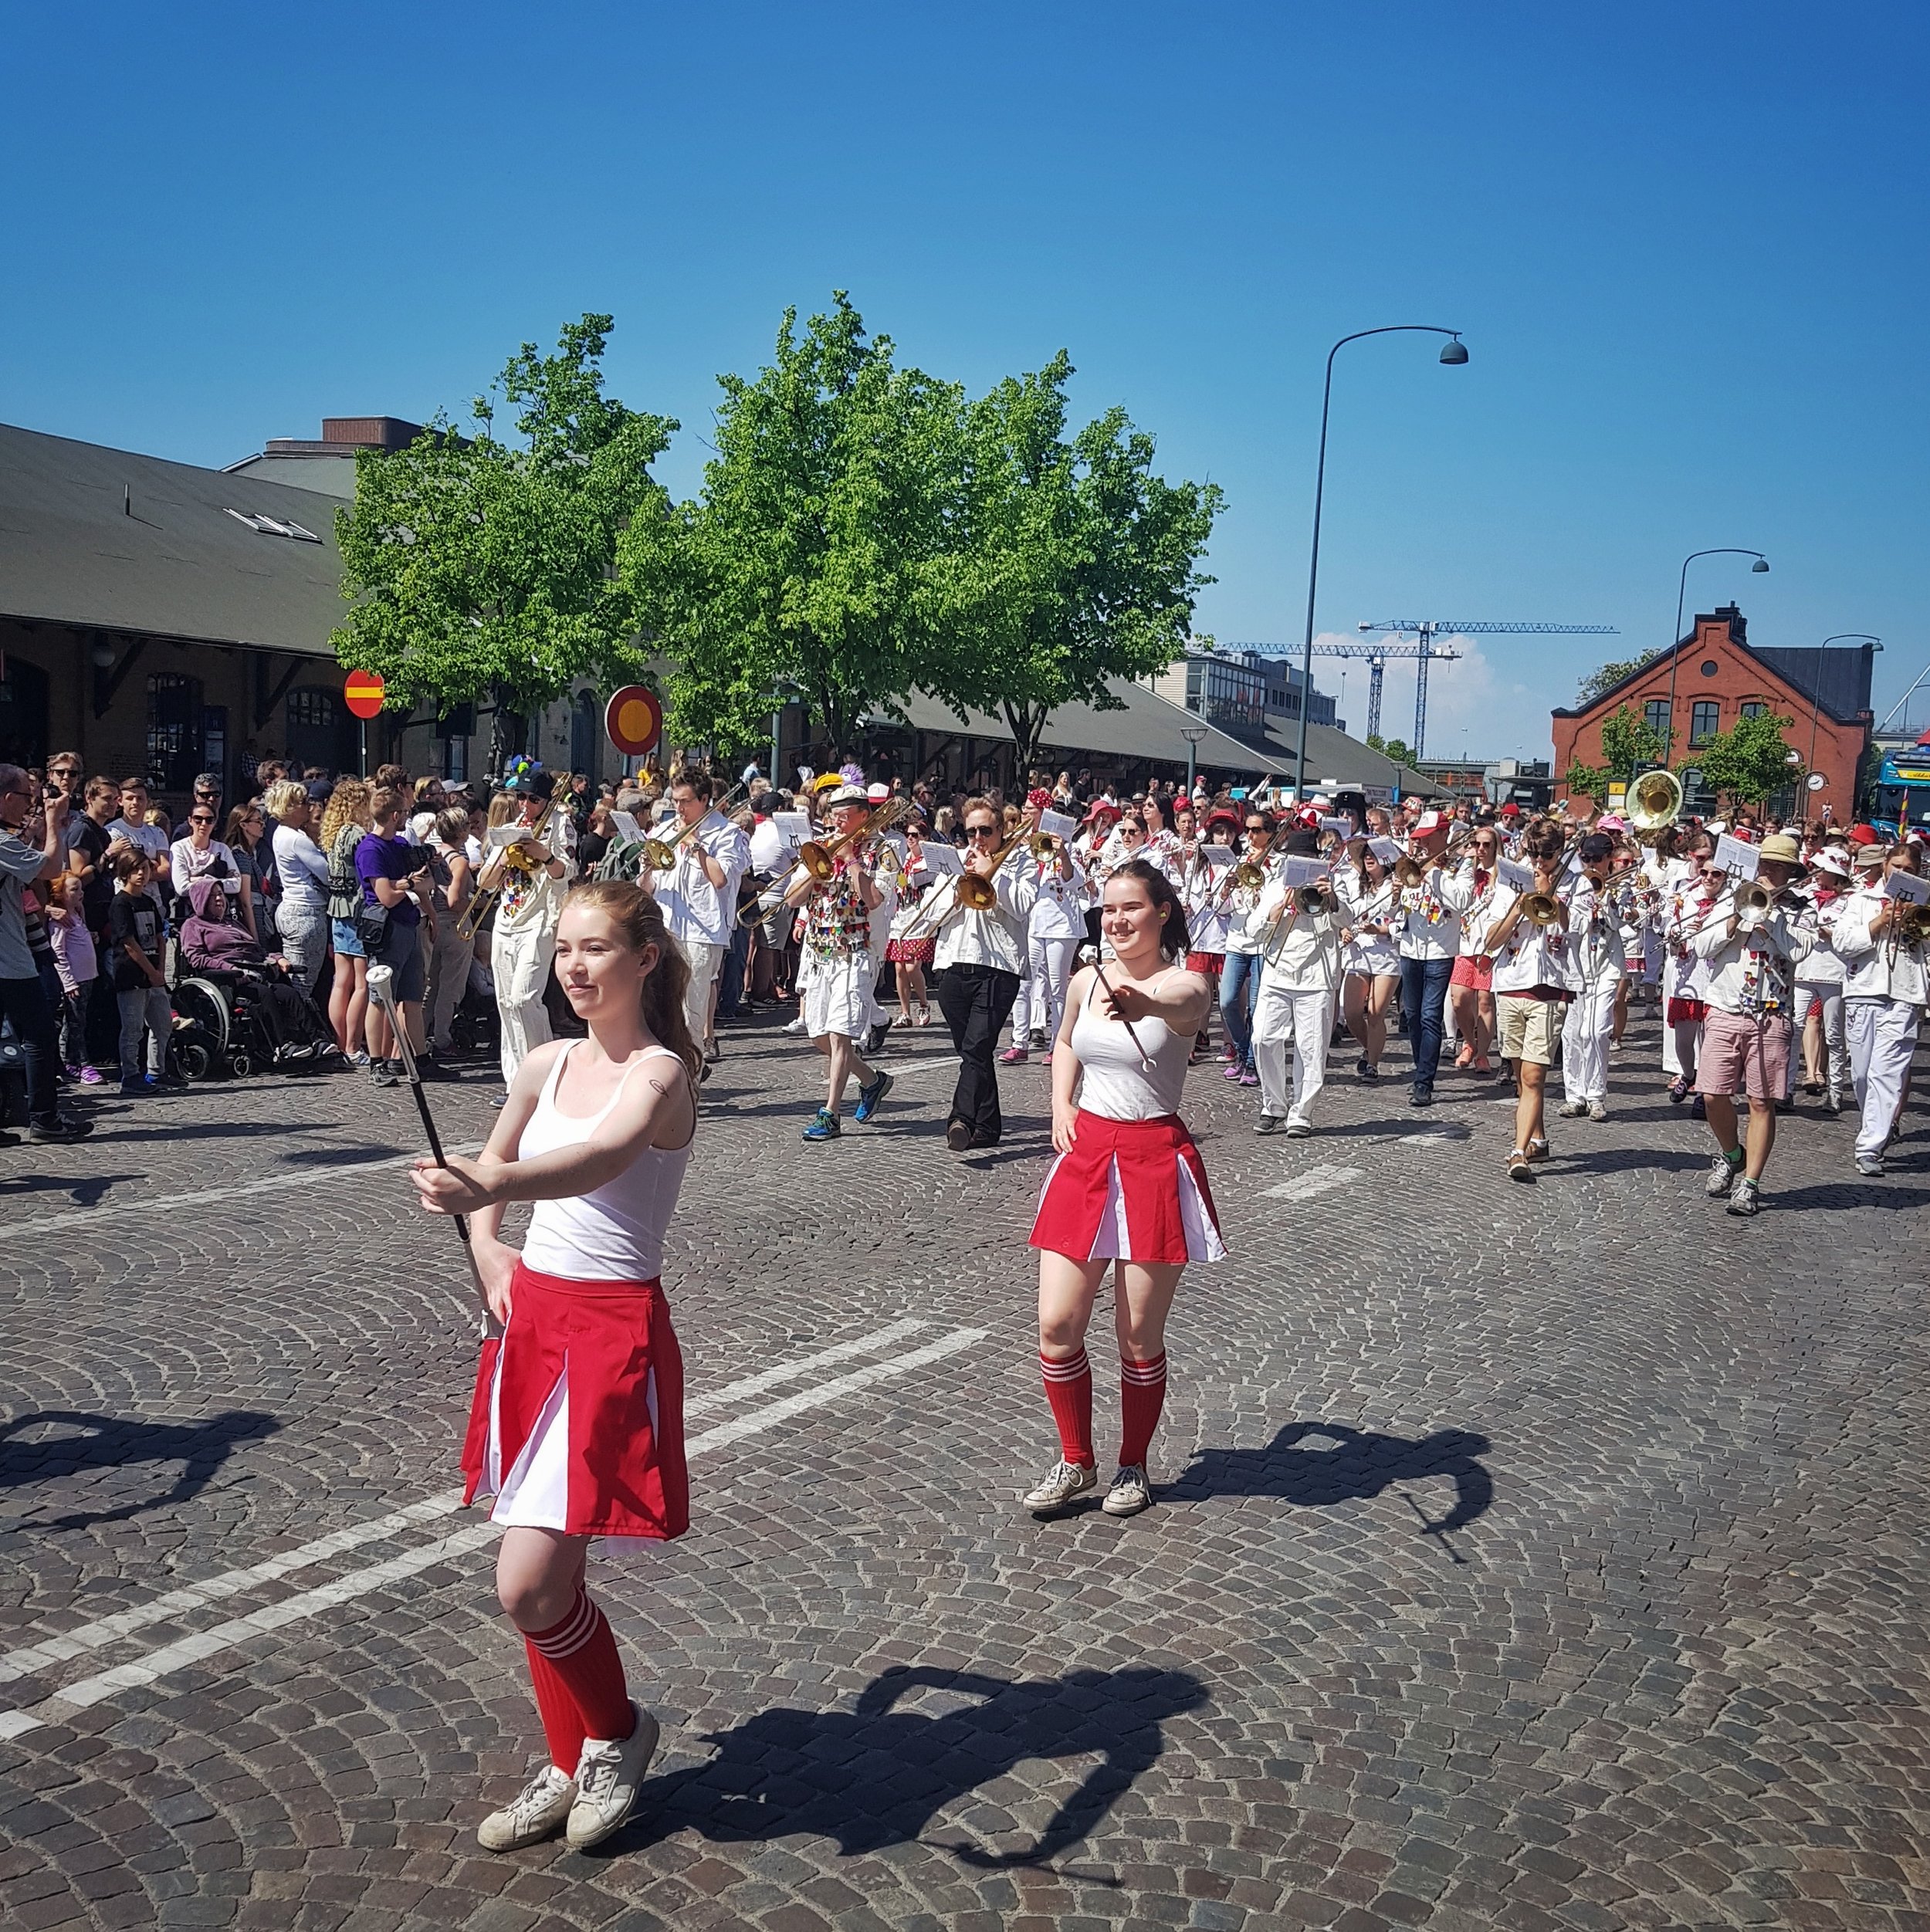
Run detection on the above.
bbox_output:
[2,1010,1927,1930]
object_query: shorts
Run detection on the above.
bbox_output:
[1697,1008,1791,1104]
[1184,950,1224,977]
[885,936,936,965]
[330,916,366,959]
[375,918,427,1002]
[1496,992,1563,1065]
[802,951,876,1040]
[1666,996,1708,1027]
[1449,953,1494,991]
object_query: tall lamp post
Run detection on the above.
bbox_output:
[1806,634,1881,814]
[1294,326,1468,802]
[1179,722,1208,799]
[1663,549,1769,767]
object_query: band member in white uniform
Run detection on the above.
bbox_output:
[411,881,699,1856]
[646,767,750,1069]
[1025,859,1222,1521]
[1787,847,1851,1111]
[1338,840,1401,1080]
[484,760,576,1093]
[1006,827,1085,1064]
[1486,831,1572,1182]
[1834,842,1927,1176]
[1556,832,1626,1120]
[1248,867,1343,1136]
[930,797,1038,1150]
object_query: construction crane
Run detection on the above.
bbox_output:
[1355,620,1618,759]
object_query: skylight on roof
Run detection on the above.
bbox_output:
[224,507,322,543]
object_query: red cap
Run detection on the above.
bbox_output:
[1848,823,1880,845]
[1027,787,1053,809]
[1499,803,1522,817]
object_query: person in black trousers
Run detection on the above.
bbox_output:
[932,798,1038,1150]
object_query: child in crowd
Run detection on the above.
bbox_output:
[109,848,172,1095]
[42,871,103,1084]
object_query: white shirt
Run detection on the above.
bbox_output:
[1251,883,1343,994]
[1487,888,1573,994]
[1028,854,1087,942]
[171,836,242,895]
[1393,864,1475,961]
[1791,888,1848,987]
[107,817,170,865]
[648,811,750,948]
[1689,893,1812,1014]
[932,862,1038,975]
[1339,876,1401,976]
[1565,878,1627,986]
[1834,886,1929,1005]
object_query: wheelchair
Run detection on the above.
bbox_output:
[169,966,342,1081]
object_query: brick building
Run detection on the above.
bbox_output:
[1550,605,1874,822]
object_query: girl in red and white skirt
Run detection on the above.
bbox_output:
[1025,858,1224,1520]
[411,880,699,1855]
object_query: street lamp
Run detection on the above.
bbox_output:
[1663,549,1769,767]
[1179,722,1208,797]
[1805,634,1881,806]
[1294,327,1468,802]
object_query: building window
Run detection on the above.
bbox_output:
[288,688,337,732]
[1739,700,1766,719]
[1700,659,1718,677]
[1644,699,1671,742]
[146,672,204,790]
[1691,700,1720,746]
[442,734,467,783]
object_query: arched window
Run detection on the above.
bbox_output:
[1690,700,1720,747]
[147,672,204,790]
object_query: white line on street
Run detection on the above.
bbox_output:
[0,1323,987,1739]
[686,1318,929,1416]
[5,1142,486,1241]
[1262,1163,1365,1204]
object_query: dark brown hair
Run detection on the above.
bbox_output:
[1104,858,1192,959]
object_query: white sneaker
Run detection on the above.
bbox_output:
[477,1763,577,1851]
[1022,1460,1097,1515]
[1557,1099,1590,1118]
[1587,1100,1608,1122]
[1101,1464,1152,1516]
[1705,1154,1739,1198]
[783,1015,808,1036]
[567,1704,660,1849]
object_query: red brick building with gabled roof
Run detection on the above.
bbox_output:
[1551,605,1874,822]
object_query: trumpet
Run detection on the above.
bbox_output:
[456,777,568,942]
[638,781,747,871]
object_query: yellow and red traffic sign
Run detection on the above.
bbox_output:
[344,668,386,719]
[604,684,662,757]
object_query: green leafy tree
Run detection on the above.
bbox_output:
[1367,733,1417,770]
[1694,709,1799,807]
[1596,702,1672,779]
[1564,758,1613,804]
[620,293,965,763]
[1576,649,1662,706]
[333,314,676,770]
[934,353,1224,767]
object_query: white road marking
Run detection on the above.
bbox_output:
[686,1318,929,1416]
[0,1323,987,1740]
[1262,1164,1364,1204]
[5,1142,486,1240]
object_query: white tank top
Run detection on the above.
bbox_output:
[517,1042,692,1283]
[1068,966,1193,1120]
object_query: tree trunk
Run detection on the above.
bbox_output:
[1003,702,1048,775]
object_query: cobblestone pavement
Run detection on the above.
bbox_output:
[2,998,1928,1932]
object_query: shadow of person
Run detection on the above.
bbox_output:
[1172,1420,1494,1539]
[0,1409,280,1530]
[611,1663,1207,1869]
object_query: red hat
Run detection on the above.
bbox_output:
[1204,807,1241,833]
[1499,803,1522,817]
[1027,787,1053,809]
[1848,823,1880,846]
[1083,799,1122,824]
[1413,810,1448,835]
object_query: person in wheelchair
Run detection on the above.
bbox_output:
[178,879,337,1069]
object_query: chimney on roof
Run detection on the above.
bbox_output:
[1712,603,1746,644]
[320,417,422,452]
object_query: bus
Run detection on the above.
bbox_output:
[1871,739,1930,838]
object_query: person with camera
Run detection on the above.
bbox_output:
[0,766,94,1143]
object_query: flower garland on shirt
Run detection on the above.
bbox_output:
[805,858,872,959]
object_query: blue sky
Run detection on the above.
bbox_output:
[7,2,1924,759]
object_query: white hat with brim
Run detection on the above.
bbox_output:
[1810,849,1851,878]
[823,784,871,809]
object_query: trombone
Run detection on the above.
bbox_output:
[456,777,567,942]
[892,824,1029,944]
[638,782,747,871]
[736,797,909,928]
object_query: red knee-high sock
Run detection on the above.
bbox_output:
[523,1589,633,1748]
[523,1636,588,1776]
[1118,1354,1169,1468]
[1041,1348,1095,1468]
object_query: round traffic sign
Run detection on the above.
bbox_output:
[1806,772,1827,793]
[344,668,386,720]
[604,684,662,757]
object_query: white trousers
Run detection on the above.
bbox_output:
[1789,982,1847,1099]
[682,939,724,1046]
[1012,934,1079,1041]
[1561,979,1617,1104]
[1252,984,1332,1124]
[492,918,557,1085]
[1846,996,1919,1159]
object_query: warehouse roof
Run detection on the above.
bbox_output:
[0,422,347,657]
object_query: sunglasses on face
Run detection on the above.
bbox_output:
[965,824,1000,838]
[191,814,215,825]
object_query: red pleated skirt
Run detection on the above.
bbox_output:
[1029,1111,1227,1266]
[461,1261,689,1540]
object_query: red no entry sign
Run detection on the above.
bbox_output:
[605,685,662,757]
[344,668,386,719]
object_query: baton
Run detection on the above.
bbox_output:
[368,963,503,1338]
[1078,946,1157,1074]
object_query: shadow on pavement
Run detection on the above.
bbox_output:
[604,1663,1207,1868]
[0,1409,281,1530]
[0,1170,143,1206]
[1172,1419,1494,1541]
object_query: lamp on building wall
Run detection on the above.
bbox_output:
[90,638,116,670]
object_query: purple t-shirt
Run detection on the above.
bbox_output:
[354,832,422,926]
